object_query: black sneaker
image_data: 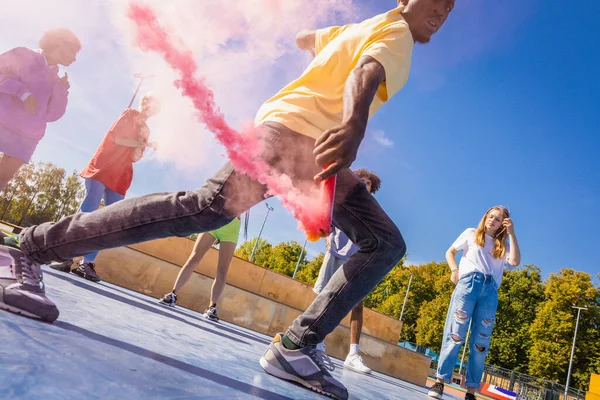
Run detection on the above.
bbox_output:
[428,382,444,399]
[260,333,348,399]
[203,306,219,322]
[159,292,177,307]
[0,244,59,322]
[72,262,101,282]
[49,260,73,273]
[465,393,477,400]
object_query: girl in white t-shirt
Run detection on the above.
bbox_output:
[428,206,521,400]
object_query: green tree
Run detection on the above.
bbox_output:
[369,261,454,343]
[415,294,452,351]
[264,240,307,277]
[235,238,273,267]
[295,252,324,286]
[486,265,545,372]
[529,269,600,390]
[0,160,84,227]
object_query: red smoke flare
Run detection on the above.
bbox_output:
[127,3,333,241]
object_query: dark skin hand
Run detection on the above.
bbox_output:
[313,56,386,182]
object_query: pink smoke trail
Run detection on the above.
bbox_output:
[127,2,332,241]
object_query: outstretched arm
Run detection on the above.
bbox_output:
[313,56,385,181]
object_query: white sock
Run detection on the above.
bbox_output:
[349,344,359,356]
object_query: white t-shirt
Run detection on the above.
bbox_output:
[451,228,514,287]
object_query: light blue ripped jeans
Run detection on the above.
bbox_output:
[436,272,499,388]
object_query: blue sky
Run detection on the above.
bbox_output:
[2,0,599,282]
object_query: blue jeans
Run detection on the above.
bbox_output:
[436,272,499,388]
[79,178,125,263]
[20,122,406,347]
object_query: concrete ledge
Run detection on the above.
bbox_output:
[94,244,431,386]
[128,237,403,343]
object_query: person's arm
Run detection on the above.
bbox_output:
[313,55,385,181]
[46,74,70,122]
[114,136,148,148]
[296,29,316,54]
[504,218,521,267]
[297,25,354,56]
[313,24,412,181]
[0,48,31,100]
[446,247,459,284]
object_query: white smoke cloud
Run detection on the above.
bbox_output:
[1,0,363,175]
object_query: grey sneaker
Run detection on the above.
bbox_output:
[159,292,177,307]
[203,306,219,322]
[72,262,101,282]
[49,260,73,273]
[259,333,348,400]
[0,244,59,322]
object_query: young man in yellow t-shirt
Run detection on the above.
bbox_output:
[6,1,454,398]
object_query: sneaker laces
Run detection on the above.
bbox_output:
[19,254,42,288]
[309,347,335,372]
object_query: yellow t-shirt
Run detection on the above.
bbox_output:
[255,5,414,139]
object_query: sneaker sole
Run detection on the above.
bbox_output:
[343,363,372,374]
[158,301,176,307]
[259,356,344,400]
[0,300,59,323]
[203,314,219,322]
[71,269,101,283]
[427,390,443,399]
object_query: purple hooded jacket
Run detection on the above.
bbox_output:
[0,47,70,141]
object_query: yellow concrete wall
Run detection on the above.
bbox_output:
[128,237,403,343]
[94,245,430,386]
[587,373,600,400]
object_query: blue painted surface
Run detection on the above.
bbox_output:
[1,267,459,399]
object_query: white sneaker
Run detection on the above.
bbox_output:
[343,353,372,374]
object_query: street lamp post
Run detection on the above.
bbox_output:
[564,306,588,400]
[249,203,274,262]
[399,273,413,321]
[292,237,308,279]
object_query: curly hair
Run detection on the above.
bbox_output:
[353,168,382,194]
[39,28,81,53]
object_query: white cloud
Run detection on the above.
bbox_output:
[371,129,394,148]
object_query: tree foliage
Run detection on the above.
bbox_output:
[0,160,84,227]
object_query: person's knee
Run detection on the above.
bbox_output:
[380,226,406,263]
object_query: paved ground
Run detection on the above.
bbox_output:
[1,266,463,399]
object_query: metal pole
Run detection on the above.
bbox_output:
[564,306,587,400]
[249,203,273,262]
[292,237,308,279]
[399,273,413,321]
[459,322,472,375]
[128,73,153,108]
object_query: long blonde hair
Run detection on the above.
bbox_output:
[474,206,510,259]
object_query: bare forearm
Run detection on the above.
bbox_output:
[446,250,459,271]
[342,57,384,133]
[114,137,146,148]
[508,233,521,266]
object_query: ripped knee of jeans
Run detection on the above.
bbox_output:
[450,334,463,344]
[454,309,469,323]
[475,344,487,352]
[481,318,495,329]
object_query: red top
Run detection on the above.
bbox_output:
[80,109,149,195]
